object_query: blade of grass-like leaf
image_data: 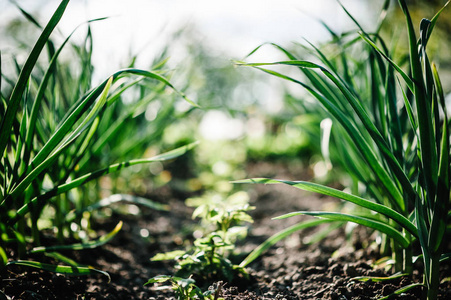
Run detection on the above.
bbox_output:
[369,52,387,136]
[376,0,391,33]
[303,39,343,77]
[2,77,113,206]
[318,68,409,201]
[6,142,197,224]
[33,76,112,169]
[234,178,417,237]
[65,116,100,177]
[337,0,368,38]
[236,64,407,210]
[0,247,7,266]
[440,253,451,262]
[332,129,369,185]
[87,79,161,156]
[30,221,122,253]
[240,43,350,113]
[415,194,431,285]
[0,52,2,104]
[241,43,271,60]
[426,0,450,43]
[11,98,29,186]
[44,252,88,269]
[359,34,414,92]
[70,26,94,102]
[28,68,195,176]
[239,219,332,267]
[106,77,144,106]
[65,194,169,223]
[432,64,447,111]
[6,260,110,282]
[303,220,344,245]
[399,0,438,200]
[318,20,339,41]
[420,20,434,96]
[0,0,70,159]
[68,80,162,175]
[302,39,357,95]
[397,77,418,132]
[239,61,417,209]
[12,0,43,29]
[275,211,410,248]
[429,66,450,253]
[352,272,408,282]
[23,18,108,173]
[378,283,424,300]
[385,63,404,163]
[301,66,350,114]
[145,275,173,285]
[117,69,197,107]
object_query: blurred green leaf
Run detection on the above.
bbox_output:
[6,260,111,282]
[0,0,70,158]
[29,221,122,253]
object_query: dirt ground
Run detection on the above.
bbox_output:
[2,161,451,299]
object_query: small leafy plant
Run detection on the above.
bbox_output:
[150,191,253,285]
[145,275,224,300]
[235,1,450,299]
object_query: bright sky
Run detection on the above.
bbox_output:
[1,0,380,77]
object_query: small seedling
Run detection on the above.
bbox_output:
[145,275,224,300]
[151,191,253,284]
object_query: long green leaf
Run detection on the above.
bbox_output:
[6,260,110,282]
[352,272,409,282]
[414,194,431,281]
[378,283,424,300]
[44,252,85,267]
[399,0,438,201]
[0,0,70,159]
[285,60,415,200]
[233,177,417,238]
[275,211,410,248]
[2,77,113,207]
[429,64,450,253]
[65,194,169,223]
[254,65,405,206]
[0,246,7,267]
[237,61,417,210]
[27,68,195,178]
[30,221,122,253]
[7,142,197,224]
[359,34,414,92]
[239,219,332,267]
[23,18,108,172]
[426,0,450,43]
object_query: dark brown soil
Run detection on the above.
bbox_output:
[2,161,451,299]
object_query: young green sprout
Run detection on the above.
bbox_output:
[145,275,224,300]
[150,191,253,286]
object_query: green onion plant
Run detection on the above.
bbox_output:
[235,1,450,299]
[0,0,196,279]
